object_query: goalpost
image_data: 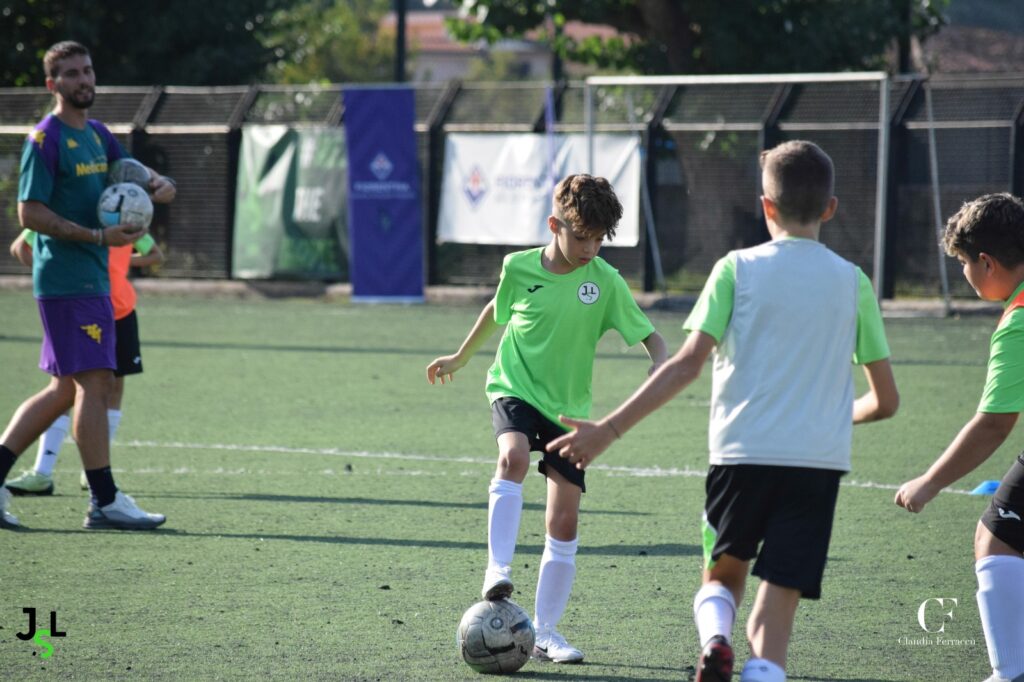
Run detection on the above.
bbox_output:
[583,72,893,299]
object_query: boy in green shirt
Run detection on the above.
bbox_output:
[896,193,1024,682]
[427,174,667,664]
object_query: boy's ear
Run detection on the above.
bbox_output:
[820,196,839,223]
[978,252,998,274]
[547,215,560,235]
[760,195,778,222]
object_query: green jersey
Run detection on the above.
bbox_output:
[485,247,656,429]
[978,281,1024,414]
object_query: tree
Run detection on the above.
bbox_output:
[0,1,289,87]
[445,0,949,75]
[262,0,396,84]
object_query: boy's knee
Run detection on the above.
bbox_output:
[496,448,530,479]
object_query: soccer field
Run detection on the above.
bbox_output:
[0,290,1010,681]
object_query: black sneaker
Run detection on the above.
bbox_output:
[696,635,733,682]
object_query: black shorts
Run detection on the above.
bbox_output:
[491,397,586,492]
[114,310,143,378]
[980,453,1024,553]
[703,464,842,600]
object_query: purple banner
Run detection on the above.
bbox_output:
[342,87,424,302]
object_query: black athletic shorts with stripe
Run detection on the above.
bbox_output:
[491,396,586,492]
[981,453,1024,553]
[703,463,842,600]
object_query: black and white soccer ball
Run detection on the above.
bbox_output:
[457,599,535,674]
[97,182,153,229]
[107,158,151,188]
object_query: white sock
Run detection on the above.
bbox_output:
[108,409,122,443]
[740,657,786,682]
[33,414,70,476]
[976,554,1024,679]
[534,535,577,630]
[487,478,523,572]
[693,582,737,647]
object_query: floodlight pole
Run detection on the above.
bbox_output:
[872,75,890,301]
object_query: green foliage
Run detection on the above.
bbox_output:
[262,0,396,84]
[446,0,950,75]
[0,0,398,87]
[0,1,287,86]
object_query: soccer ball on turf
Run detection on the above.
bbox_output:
[107,158,151,188]
[97,182,153,229]
[457,599,535,674]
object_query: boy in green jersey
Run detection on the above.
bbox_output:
[895,193,1024,682]
[427,174,667,664]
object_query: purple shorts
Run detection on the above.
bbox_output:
[37,296,116,377]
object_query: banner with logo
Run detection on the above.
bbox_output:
[342,87,424,302]
[232,125,348,279]
[437,133,641,246]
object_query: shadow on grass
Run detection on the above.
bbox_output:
[12,525,699,556]
[131,491,651,516]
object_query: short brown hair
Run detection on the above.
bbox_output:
[43,41,90,79]
[943,192,1024,267]
[759,140,835,224]
[552,174,622,240]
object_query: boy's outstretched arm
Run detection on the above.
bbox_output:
[895,411,1019,513]
[853,358,899,424]
[547,330,717,469]
[641,331,668,375]
[426,299,501,385]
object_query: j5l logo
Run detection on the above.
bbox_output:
[17,608,66,659]
[918,598,958,633]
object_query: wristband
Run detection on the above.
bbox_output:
[95,228,103,246]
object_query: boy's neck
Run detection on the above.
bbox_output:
[541,242,579,275]
[768,220,820,242]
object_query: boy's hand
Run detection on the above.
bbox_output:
[426,354,465,385]
[894,475,942,513]
[546,416,617,470]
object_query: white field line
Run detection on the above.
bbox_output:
[116,439,979,497]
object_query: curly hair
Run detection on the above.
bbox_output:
[552,174,623,240]
[943,193,1024,267]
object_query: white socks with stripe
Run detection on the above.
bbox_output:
[487,478,523,573]
[534,535,578,629]
[977,554,1024,680]
[693,582,736,647]
[33,414,70,476]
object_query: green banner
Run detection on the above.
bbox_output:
[232,125,348,279]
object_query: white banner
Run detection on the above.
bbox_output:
[437,133,641,246]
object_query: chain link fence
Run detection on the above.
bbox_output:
[1,76,1022,296]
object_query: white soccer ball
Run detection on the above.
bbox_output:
[97,182,153,229]
[457,599,535,674]
[107,158,151,188]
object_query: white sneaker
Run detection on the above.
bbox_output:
[533,626,584,663]
[83,491,166,530]
[481,566,514,601]
[1,486,21,529]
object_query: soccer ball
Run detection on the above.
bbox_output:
[107,158,151,188]
[457,599,535,674]
[97,182,153,229]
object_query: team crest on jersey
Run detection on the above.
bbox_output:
[577,282,600,304]
[67,138,78,149]
[80,324,102,344]
[29,129,46,148]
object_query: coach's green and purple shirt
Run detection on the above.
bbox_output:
[485,247,655,429]
[978,281,1024,414]
[18,113,126,298]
